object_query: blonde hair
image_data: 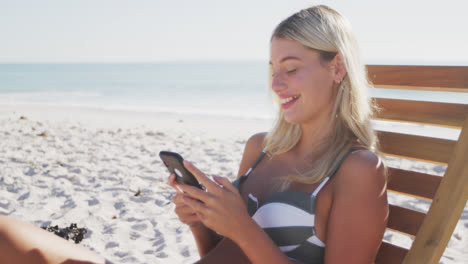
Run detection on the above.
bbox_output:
[264,5,383,187]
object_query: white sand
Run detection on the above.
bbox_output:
[0,104,466,263]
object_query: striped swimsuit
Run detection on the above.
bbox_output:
[232,149,359,264]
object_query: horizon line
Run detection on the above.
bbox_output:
[0,59,467,66]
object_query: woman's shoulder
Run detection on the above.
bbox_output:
[245,132,267,151]
[332,149,387,195]
[236,132,267,178]
[346,148,383,168]
[325,149,389,262]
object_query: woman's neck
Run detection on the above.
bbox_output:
[294,113,335,160]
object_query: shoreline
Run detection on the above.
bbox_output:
[0,104,276,140]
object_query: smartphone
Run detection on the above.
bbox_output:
[159,151,203,189]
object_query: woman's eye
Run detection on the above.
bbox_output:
[287,69,297,74]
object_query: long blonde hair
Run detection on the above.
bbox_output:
[264,5,383,186]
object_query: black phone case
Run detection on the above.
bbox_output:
[159,151,202,189]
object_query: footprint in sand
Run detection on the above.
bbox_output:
[204,149,216,156]
[130,231,141,239]
[131,223,148,231]
[7,185,21,194]
[17,192,30,201]
[155,199,170,207]
[0,200,10,209]
[114,251,129,258]
[216,156,232,163]
[131,196,153,203]
[24,167,37,176]
[152,230,166,253]
[69,168,81,174]
[61,198,76,209]
[156,252,168,258]
[180,247,190,257]
[103,224,117,234]
[87,198,99,206]
[152,238,165,248]
[106,242,119,249]
[114,202,125,210]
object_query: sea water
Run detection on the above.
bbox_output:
[0,62,274,119]
[0,62,466,119]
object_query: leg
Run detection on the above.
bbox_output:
[0,215,106,264]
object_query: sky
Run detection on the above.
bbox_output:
[0,0,467,65]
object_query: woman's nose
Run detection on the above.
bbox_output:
[271,73,287,93]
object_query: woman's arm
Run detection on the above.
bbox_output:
[180,165,301,264]
[171,132,266,259]
[170,132,267,259]
[195,237,251,264]
[195,132,267,258]
[181,172,299,264]
[324,150,389,264]
[183,132,305,264]
[0,215,106,264]
[168,173,222,257]
[189,223,223,257]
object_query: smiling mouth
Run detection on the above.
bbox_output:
[280,95,300,109]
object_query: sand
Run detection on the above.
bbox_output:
[0,104,466,263]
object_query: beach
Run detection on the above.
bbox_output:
[0,104,467,263]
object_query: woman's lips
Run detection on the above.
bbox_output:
[280,95,300,109]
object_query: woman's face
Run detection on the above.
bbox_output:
[270,37,337,125]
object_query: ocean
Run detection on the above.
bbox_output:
[0,62,466,119]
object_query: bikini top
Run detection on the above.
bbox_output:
[232,149,361,264]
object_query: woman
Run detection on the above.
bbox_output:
[169,5,388,264]
[0,5,387,264]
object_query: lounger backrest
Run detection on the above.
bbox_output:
[368,65,468,264]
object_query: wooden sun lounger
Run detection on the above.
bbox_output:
[368,65,468,264]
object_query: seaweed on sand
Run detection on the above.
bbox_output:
[41,223,87,244]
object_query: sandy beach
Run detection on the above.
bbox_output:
[0,104,466,263]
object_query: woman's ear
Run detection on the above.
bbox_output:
[330,54,347,83]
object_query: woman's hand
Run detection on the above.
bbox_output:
[177,161,252,241]
[167,173,203,228]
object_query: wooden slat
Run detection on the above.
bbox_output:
[372,84,467,93]
[377,131,457,164]
[387,168,442,201]
[403,118,468,264]
[374,98,468,128]
[367,65,468,91]
[375,241,408,264]
[371,65,468,264]
[387,204,426,237]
